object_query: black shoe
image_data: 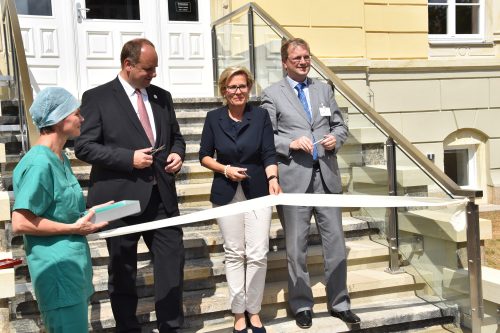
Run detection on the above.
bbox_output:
[330,309,361,324]
[244,312,266,333]
[247,323,266,333]
[232,328,248,333]
[295,310,313,329]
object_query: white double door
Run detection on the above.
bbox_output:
[18,0,213,98]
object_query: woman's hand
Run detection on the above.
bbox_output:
[268,178,282,195]
[72,201,114,235]
[225,165,249,182]
[72,210,108,235]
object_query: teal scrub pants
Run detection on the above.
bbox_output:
[41,301,88,333]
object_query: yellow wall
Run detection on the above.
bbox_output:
[220,0,429,59]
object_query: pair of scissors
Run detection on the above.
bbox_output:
[150,145,166,155]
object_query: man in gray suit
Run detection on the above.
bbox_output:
[261,38,360,328]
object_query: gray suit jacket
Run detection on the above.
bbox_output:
[261,77,348,194]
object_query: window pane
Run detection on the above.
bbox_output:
[444,149,469,186]
[428,6,447,34]
[86,0,140,20]
[456,0,479,3]
[456,5,479,34]
[428,0,447,3]
[15,0,52,16]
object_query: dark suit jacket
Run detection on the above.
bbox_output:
[75,77,186,216]
[199,104,276,206]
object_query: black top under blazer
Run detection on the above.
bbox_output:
[199,104,277,206]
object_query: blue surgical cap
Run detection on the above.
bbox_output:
[29,87,80,129]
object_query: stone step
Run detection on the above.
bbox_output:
[0,101,19,116]
[11,216,377,264]
[86,216,375,260]
[176,110,209,127]
[12,236,387,310]
[172,97,222,110]
[81,268,430,332]
[250,296,457,333]
[84,238,389,293]
[10,294,458,333]
[8,203,373,257]
[0,266,418,332]
[0,115,18,125]
[181,295,458,333]
[1,158,354,194]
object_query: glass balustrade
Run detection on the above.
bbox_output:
[214,10,250,83]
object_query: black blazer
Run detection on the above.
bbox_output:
[199,104,276,205]
[75,77,186,215]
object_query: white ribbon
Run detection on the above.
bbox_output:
[96,193,468,239]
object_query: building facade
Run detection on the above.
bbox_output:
[14,0,500,204]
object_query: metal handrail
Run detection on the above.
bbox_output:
[2,0,37,150]
[212,2,481,200]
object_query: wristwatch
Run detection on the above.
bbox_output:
[267,175,279,182]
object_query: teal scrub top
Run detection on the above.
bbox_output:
[13,145,94,312]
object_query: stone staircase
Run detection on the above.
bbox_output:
[1,98,462,332]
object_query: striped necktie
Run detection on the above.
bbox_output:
[135,89,155,146]
[295,82,311,122]
[295,83,317,160]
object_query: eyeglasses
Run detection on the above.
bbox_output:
[287,55,311,64]
[225,84,248,93]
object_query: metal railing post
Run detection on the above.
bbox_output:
[247,8,256,95]
[386,137,403,273]
[466,200,483,332]
[211,26,219,97]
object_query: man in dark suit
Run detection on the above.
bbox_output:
[261,38,360,328]
[75,38,186,333]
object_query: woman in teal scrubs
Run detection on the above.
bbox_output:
[11,87,110,332]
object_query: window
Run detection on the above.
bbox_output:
[85,0,140,20]
[15,0,52,16]
[428,0,484,43]
[444,146,477,188]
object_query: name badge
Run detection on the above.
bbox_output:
[319,105,331,116]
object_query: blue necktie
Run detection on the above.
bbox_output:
[295,83,317,160]
[295,82,311,122]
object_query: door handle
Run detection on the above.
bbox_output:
[76,3,90,23]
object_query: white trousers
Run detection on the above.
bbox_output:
[215,184,272,314]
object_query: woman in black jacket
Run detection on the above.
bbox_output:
[199,66,281,333]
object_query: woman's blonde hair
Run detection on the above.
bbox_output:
[218,66,254,104]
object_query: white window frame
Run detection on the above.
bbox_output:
[428,0,485,44]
